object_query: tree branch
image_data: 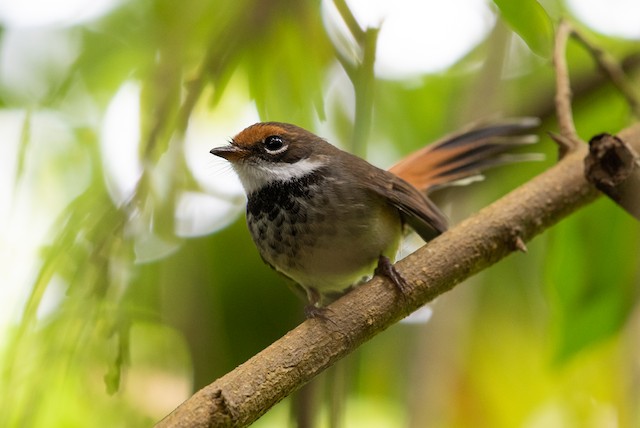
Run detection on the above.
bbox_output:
[585,132,640,219]
[156,123,640,427]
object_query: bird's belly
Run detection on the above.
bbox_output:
[247,193,402,294]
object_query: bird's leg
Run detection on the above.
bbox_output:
[304,287,334,321]
[304,305,331,320]
[304,288,351,344]
[375,255,410,295]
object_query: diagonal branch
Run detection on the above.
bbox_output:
[156,123,640,427]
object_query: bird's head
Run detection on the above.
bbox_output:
[211,122,333,194]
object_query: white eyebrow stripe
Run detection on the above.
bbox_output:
[234,158,326,194]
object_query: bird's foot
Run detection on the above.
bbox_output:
[375,255,410,296]
[304,304,332,320]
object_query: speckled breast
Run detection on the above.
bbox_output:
[246,170,329,271]
[245,169,403,293]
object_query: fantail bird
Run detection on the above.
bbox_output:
[210,119,539,314]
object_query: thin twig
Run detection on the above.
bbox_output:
[571,28,640,119]
[332,0,365,42]
[329,0,379,156]
[350,27,379,156]
[548,131,578,152]
[526,53,640,123]
[553,19,581,157]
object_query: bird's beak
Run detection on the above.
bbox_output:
[210,144,246,162]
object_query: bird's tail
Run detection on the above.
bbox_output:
[389,117,543,194]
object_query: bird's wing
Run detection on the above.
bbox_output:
[360,166,448,242]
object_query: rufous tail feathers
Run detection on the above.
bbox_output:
[389,118,543,194]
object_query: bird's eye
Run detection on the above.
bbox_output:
[263,135,286,154]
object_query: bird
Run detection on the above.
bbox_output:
[210,119,539,316]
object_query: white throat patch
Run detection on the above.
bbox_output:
[233,157,326,194]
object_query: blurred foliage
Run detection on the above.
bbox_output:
[0,0,639,427]
[545,198,640,364]
[492,0,554,58]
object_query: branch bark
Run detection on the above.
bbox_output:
[156,124,640,427]
[585,132,640,219]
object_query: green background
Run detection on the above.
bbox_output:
[1,0,639,426]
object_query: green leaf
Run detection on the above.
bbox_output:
[544,199,640,364]
[492,0,554,58]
